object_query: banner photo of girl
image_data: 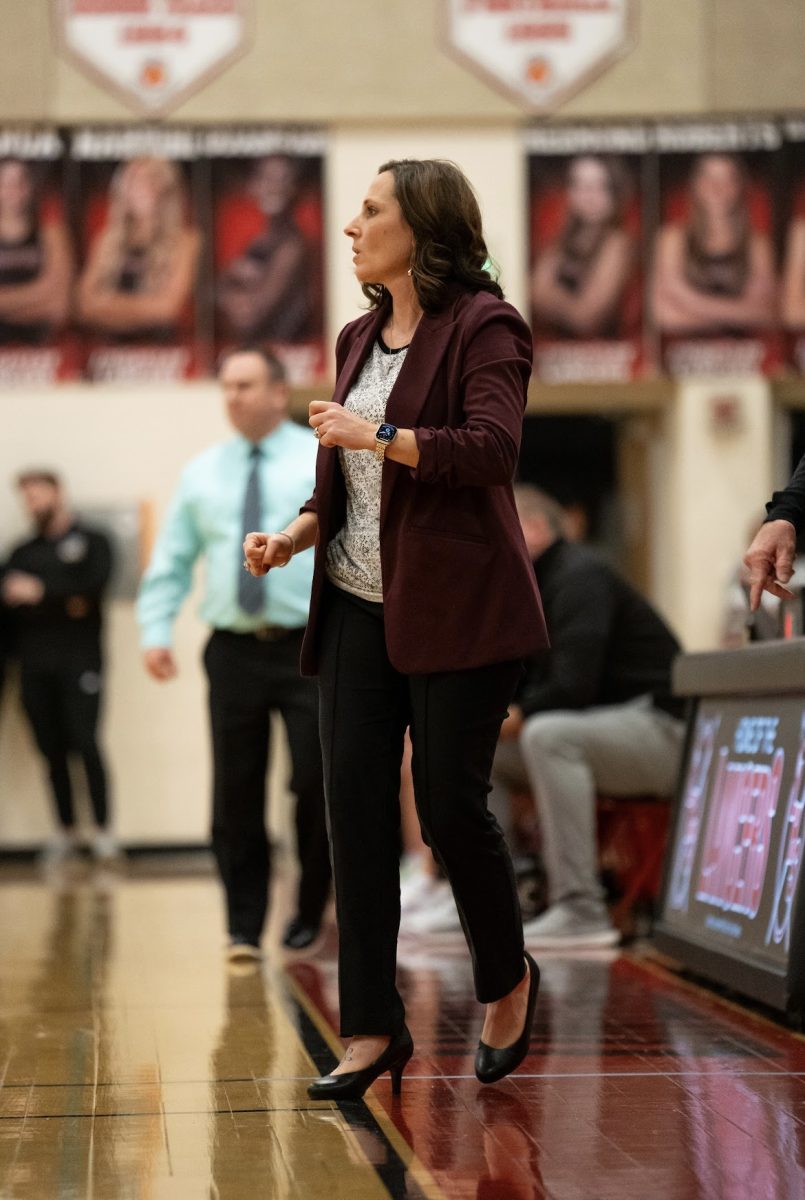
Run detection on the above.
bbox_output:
[209,130,326,386]
[527,128,648,384]
[780,122,805,374]
[649,124,782,378]
[0,131,78,385]
[72,129,204,382]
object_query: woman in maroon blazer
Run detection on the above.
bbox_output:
[244,159,547,1098]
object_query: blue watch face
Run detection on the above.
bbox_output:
[376,423,397,443]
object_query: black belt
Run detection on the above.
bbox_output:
[214,626,305,643]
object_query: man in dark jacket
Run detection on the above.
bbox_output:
[2,469,118,864]
[492,485,686,948]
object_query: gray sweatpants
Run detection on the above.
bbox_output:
[491,696,686,909]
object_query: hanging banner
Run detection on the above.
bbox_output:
[0,130,80,385]
[527,125,648,383]
[649,122,783,378]
[207,128,327,387]
[71,127,205,382]
[54,1,254,117]
[781,120,805,375]
[441,0,636,113]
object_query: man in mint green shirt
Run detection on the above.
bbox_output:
[137,348,330,958]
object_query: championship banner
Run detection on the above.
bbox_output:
[442,0,636,113]
[70,127,206,382]
[207,129,327,387]
[54,0,254,117]
[781,120,805,375]
[660,699,805,977]
[0,130,80,385]
[526,125,648,383]
[650,122,783,378]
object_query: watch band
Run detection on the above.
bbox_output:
[374,422,398,462]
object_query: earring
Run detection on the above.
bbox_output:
[407,268,412,276]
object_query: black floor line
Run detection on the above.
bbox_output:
[286,985,432,1200]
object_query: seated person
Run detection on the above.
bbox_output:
[492,485,686,949]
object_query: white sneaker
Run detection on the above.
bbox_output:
[227,938,262,963]
[400,863,443,914]
[40,829,81,866]
[400,886,463,936]
[90,831,122,863]
[398,879,451,931]
[522,903,620,950]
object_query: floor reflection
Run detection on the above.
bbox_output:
[661,1004,805,1200]
[344,941,805,1200]
[475,1088,544,1199]
[208,963,278,1200]
[3,869,805,1199]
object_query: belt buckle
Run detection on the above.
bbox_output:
[254,625,286,642]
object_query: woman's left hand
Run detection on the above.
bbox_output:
[309,400,375,451]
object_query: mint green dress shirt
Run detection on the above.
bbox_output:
[137,421,317,648]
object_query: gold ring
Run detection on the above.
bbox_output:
[314,429,320,439]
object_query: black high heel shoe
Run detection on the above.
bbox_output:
[307,1026,414,1101]
[475,952,540,1085]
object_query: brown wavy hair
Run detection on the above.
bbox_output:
[362,159,504,314]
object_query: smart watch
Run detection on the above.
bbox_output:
[374,422,398,462]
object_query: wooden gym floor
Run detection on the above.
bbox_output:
[1,859,805,1199]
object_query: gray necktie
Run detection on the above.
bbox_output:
[238,445,265,615]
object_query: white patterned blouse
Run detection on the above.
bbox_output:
[325,337,409,602]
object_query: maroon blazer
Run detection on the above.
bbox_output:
[300,287,548,676]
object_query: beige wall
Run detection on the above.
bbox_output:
[650,378,777,652]
[7,1,805,123]
[712,0,805,114]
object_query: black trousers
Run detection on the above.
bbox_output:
[204,628,331,944]
[318,584,525,1037]
[20,660,109,829]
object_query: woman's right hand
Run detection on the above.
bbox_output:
[243,531,294,576]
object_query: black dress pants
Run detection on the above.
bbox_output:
[204,628,331,945]
[317,584,525,1037]
[20,659,109,828]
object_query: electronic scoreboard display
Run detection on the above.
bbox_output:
[655,649,805,1016]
